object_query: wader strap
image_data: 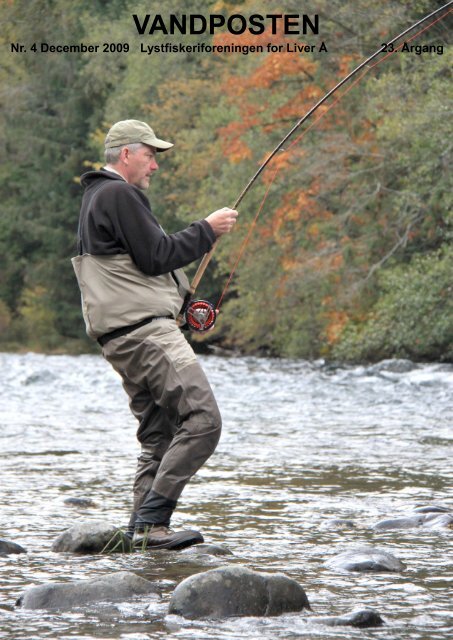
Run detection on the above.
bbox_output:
[97,315,172,347]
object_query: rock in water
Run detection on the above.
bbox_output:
[168,565,310,619]
[0,539,27,556]
[372,515,427,530]
[180,543,233,557]
[325,546,405,572]
[413,505,449,514]
[17,571,158,610]
[368,359,416,374]
[423,513,453,529]
[310,608,384,628]
[372,512,452,531]
[51,521,131,553]
[63,497,98,508]
[320,518,356,530]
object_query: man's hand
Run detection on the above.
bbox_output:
[205,207,238,237]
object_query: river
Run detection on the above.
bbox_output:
[0,352,451,639]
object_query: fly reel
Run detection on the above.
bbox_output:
[185,299,217,332]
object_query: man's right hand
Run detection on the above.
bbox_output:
[205,207,238,237]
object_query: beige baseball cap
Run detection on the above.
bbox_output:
[104,119,173,152]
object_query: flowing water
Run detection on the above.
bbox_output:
[0,352,451,639]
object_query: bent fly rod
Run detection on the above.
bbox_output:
[182,1,452,332]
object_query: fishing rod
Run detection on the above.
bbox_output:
[182,0,453,332]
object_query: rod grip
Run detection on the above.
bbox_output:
[190,241,218,292]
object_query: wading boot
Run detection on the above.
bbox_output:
[132,524,203,550]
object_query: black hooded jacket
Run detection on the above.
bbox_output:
[78,170,216,276]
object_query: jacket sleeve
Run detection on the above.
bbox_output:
[103,182,216,276]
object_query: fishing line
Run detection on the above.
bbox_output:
[183,2,452,332]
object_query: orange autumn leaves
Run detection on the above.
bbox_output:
[213,28,371,346]
[215,29,320,163]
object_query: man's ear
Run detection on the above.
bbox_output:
[120,146,130,164]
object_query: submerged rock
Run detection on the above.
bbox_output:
[168,565,310,619]
[373,511,452,531]
[51,520,131,554]
[309,608,384,628]
[63,497,98,508]
[24,370,57,385]
[180,543,233,557]
[368,359,416,374]
[423,513,453,530]
[0,539,27,556]
[320,518,356,530]
[17,571,158,610]
[413,505,450,514]
[325,546,405,573]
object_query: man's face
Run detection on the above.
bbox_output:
[125,144,159,190]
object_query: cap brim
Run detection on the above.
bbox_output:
[143,135,173,152]
[153,138,174,152]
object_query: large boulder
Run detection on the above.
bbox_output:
[168,565,310,619]
[309,608,384,628]
[17,571,158,610]
[325,546,405,572]
[0,539,27,556]
[51,521,131,554]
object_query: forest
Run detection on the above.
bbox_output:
[0,0,451,361]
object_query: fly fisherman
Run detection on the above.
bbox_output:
[72,119,238,550]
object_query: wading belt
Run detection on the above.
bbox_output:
[97,315,173,347]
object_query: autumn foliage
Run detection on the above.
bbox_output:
[0,0,451,360]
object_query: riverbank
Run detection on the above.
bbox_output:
[0,333,451,364]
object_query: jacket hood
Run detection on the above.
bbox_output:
[80,169,126,189]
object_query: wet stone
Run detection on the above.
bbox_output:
[372,515,427,530]
[372,512,453,531]
[413,505,450,514]
[168,565,310,619]
[325,546,405,573]
[51,520,131,554]
[309,608,384,628]
[0,539,27,556]
[368,359,417,374]
[17,571,158,610]
[423,513,453,529]
[180,543,233,557]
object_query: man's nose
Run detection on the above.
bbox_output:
[150,158,159,171]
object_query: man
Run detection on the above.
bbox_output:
[72,119,238,550]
